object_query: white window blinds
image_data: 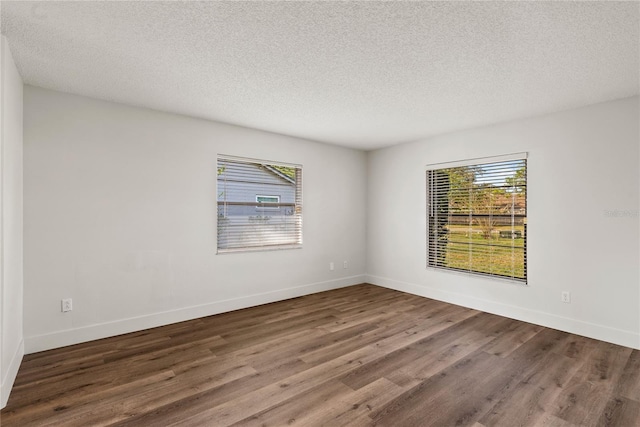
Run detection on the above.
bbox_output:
[427,155,527,282]
[217,156,302,253]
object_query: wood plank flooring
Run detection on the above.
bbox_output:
[1,284,638,426]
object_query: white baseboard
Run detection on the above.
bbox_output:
[25,275,366,354]
[1,338,24,409]
[366,274,640,350]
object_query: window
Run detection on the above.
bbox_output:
[217,156,302,253]
[427,154,527,282]
[256,195,280,210]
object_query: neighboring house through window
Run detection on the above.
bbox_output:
[427,153,527,283]
[217,155,302,253]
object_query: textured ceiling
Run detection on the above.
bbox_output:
[2,1,638,150]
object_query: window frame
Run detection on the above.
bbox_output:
[426,153,528,284]
[217,155,302,254]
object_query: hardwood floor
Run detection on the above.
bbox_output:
[2,284,638,426]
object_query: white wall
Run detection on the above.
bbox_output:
[23,86,367,353]
[20,85,640,358]
[367,96,640,349]
[1,35,24,409]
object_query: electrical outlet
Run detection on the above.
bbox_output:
[561,292,571,304]
[343,261,348,269]
[62,298,73,312]
[329,262,334,271]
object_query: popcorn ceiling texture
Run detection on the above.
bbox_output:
[1,1,638,150]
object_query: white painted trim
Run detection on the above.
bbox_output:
[0,31,5,414]
[25,275,366,354]
[0,338,24,409]
[366,274,640,350]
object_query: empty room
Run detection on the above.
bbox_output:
[1,1,639,426]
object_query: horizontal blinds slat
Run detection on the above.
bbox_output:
[218,155,301,169]
[426,152,527,171]
[218,202,296,207]
[431,214,527,218]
